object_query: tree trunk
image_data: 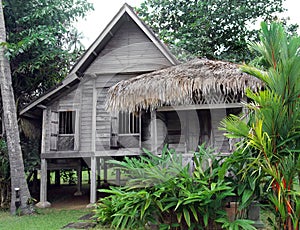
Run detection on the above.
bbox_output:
[0,0,32,215]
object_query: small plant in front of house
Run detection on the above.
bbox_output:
[94,145,255,230]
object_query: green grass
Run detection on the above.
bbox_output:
[0,208,108,230]
[0,205,273,230]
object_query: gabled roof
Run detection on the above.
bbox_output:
[70,3,178,76]
[20,3,178,116]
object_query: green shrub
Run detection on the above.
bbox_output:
[95,145,255,229]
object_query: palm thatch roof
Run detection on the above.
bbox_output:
[106,58,262,113]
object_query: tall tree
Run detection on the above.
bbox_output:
[0,0,32,215]
[137,0,290,62]
[3,0,93,107]
[0,0,93,214]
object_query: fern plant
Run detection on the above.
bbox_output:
[95,146,255,230]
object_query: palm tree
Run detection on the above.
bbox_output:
[222,22,300,229]
[0,0,32,214]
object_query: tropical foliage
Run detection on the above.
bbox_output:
[0,0,33,214]
[95,146,255,229]
[221,22,300,229]
[0,139,10,209]
[137,0,294,62]
[0,0,93,214]
[3,0,93,107]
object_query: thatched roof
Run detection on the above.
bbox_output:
[106,58,262,113]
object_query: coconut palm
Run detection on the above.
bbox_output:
[222,22,300,229]
[0,0,32,214]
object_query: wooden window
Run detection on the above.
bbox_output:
[111,111,140,149]
[59,111,75,134]
[118,112,139,134]
[50,111,77,151]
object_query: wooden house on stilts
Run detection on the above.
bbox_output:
[20,4,260,208]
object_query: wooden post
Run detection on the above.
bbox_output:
[89,156,97,206]
[139,112,142,149]
[97,157,101,187]
[47,170,51,187]
[116,168,121,186]
[54,170,60,187]
[91,79,97,153]
[184,110,189,154]
[36,159,51,208]
[36,109,51,208]
[103,158,107,182]
[74,161,82,196]
[32,170,38,193]
[151,110,157,154]
[242,96,249,122]
[87,80,97,207]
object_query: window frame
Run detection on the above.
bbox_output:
[58,111,76,135]
[110,111,141,149]
[50,109,79,151]
[118,111,140,135]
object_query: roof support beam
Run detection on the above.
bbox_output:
[37,104,47,109]
[157,103,243,112]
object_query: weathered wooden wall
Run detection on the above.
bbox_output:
[44,87,82,153]
[42,13,174,156]
[79,79,93,152]
[210,109,229,152]
[95,74,136,151]
[85,16,171,75]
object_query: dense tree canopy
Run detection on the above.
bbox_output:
[0,0,32,214]
[0,0,93,212]
[3,0,93,107]
[137,0,289,62]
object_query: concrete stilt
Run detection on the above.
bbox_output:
[36,159,51,208]
[87,156,97,207]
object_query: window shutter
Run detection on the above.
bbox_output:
[110,112,119,148]
[50,111,59,151]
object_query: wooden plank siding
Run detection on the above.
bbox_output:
[79,80,94,152]
[210,109,229,153]
[85,17,172,75]
[39,12,176,158]
[96,87,111,150]
[42,87,82,154]
[95,74,138,151]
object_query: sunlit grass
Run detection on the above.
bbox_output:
[0,208,95,230]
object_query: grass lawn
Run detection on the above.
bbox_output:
[0,208,107,230]
[0,205,272,230]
